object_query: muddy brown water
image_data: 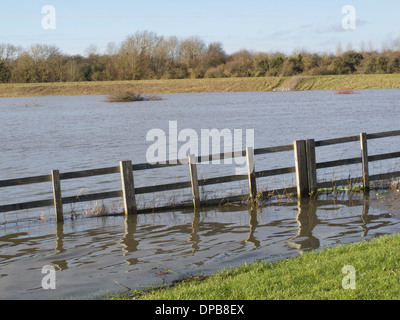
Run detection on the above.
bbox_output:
[1,89,400,299]
[1,193,400,300]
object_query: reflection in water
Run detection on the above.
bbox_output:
[361,194,370,237]
[111,197,399,264]
[55,222,64,254]
[188,209,200,253]
[120,215,139,266]
[245,206,260,248]
[287,199,319,251]
[52,222,68,271]
[1,195,400,299]
[121,215,139,257]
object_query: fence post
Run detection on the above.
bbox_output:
[294,140,309,198]
[360,132,370,191]
[188,154,201,209]
[51,170,63,222]
[246,147,257,202]
[120,160,137,215]
[306,139,317,195]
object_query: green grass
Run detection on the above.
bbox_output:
[111,233,400,300]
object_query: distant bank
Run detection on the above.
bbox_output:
[1,74,400,98]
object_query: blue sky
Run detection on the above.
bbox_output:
[1,0,399,55]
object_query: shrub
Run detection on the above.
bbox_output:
[106,92,161,102]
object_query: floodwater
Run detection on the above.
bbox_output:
[1,89,400,299]
[1,194,400,300]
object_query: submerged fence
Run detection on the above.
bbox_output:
[1,129,400,223]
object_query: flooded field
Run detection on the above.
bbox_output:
[1,193,400,300]
[1,89,400,299]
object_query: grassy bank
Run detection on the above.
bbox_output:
[296,74,400,91]
[111,233,400,300]
[0,77,283,97]
[1,74,400,97]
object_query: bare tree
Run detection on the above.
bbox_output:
[393,38,400,51]
[105,42,118,56]
[84,44,100,57]
[165,36,180,62]
[28,43,61,60]
[118,30,161,79]
[0,43,22,61]
[179,36,206,62]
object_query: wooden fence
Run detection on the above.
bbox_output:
[1,129,400,223]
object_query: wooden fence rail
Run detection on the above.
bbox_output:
[1,129,400,222]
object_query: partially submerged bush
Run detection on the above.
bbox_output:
[106,92,162,102]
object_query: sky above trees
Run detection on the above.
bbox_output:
[1,1,400,56]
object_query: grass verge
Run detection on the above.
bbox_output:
[110,233,400,300]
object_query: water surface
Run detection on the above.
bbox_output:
[1,195,399,300]
[1,89,400,299]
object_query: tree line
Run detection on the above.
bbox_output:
[1,30,400,83]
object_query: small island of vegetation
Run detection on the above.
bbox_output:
[105,92,162,103]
